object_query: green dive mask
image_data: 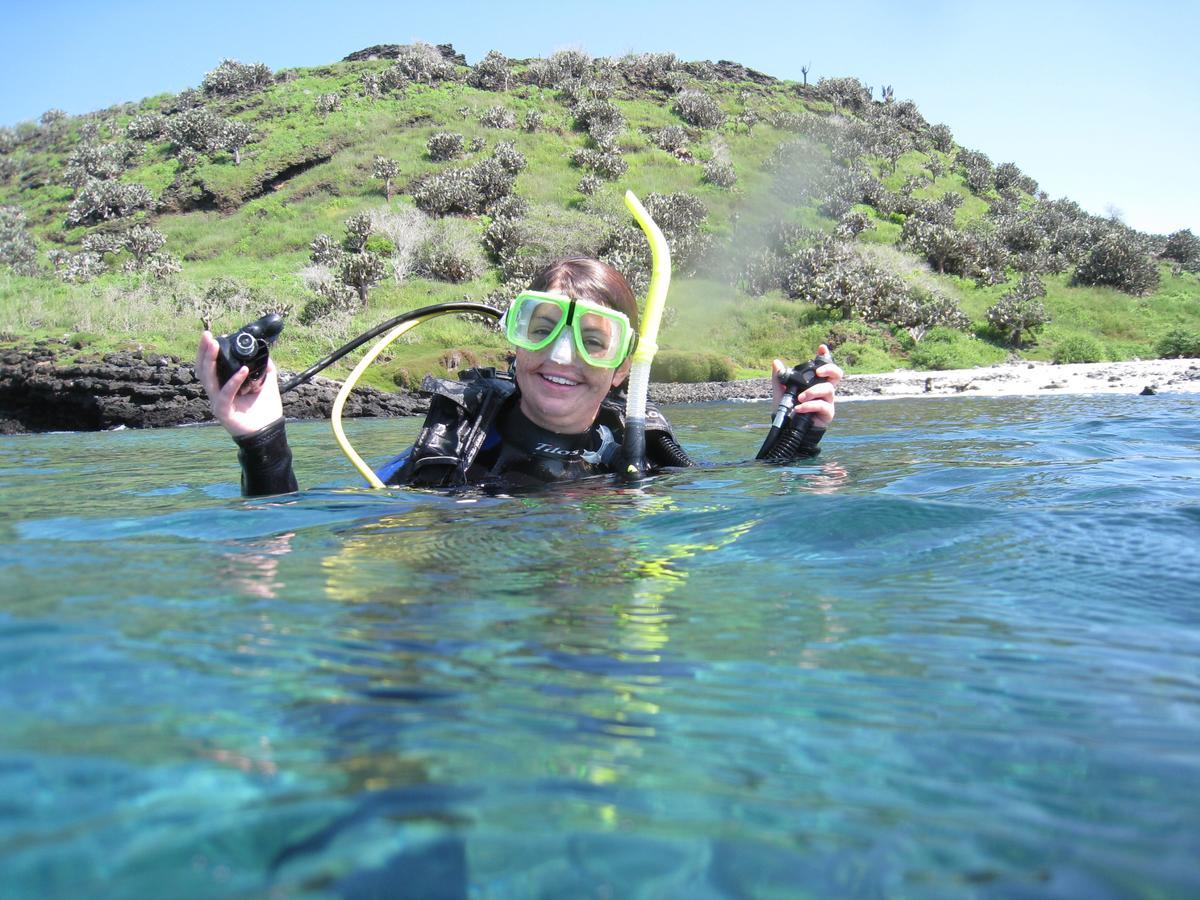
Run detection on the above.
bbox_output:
[504,290,636,368]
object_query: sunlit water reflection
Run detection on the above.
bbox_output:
[2,394,1198,897]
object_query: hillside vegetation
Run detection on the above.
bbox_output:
[2,43,1198,390]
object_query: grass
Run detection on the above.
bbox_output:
[2,54,1197,383]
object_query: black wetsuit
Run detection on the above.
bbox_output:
[234,368,821,497]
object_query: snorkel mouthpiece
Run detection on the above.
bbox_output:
[621,191,672,481]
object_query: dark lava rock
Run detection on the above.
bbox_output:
[0,346,427,433]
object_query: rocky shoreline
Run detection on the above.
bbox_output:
[2,340,1197,434]
[0,340,422,434]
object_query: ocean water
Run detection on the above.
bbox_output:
[1,394,1198,898]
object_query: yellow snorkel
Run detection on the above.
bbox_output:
[621,190,672,481]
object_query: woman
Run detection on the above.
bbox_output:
[196,257,842,495]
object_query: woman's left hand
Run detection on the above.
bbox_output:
[772,344,843,429]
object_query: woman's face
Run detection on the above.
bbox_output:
[513,290,631,434]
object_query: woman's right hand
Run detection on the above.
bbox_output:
[195,331,284,438]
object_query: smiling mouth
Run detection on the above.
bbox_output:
[540,374,580,387]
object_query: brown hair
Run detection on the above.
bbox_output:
[529,257,639,334]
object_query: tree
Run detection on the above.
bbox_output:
[372,156,400,201]
[987,275,1049,346]
[339,252,386,304]
[215,120,253,165]
[122,225,167,269]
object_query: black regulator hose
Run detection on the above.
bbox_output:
[756,348,834,462]
[278,302,502,395]
[648,430,697,468]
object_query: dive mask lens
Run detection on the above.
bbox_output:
[505,291,633,369]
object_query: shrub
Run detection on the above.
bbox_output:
[1162,229,1200,272]
[702,159,736,189]
[122,224,167,268]
[394,43,457,83]
[165,107,224,155]
[47,249,106,283]
[427,131,465,161]
[491,140,526,174]
[343,213,373,253]
[126,114,166,141]
[572,98,623,144]
[1073,230,1160,295]
[309,233,341,266]
[577,174,602,196]
[315,93,341,115]
[618,52,680,90]
[986,274,1049,346]
[413,219,485,282]
[652,125,689,153]
[1156,329,1200,358]
[63,140,140,188]
[66,178,152,225]
[650,350,736,383]
[526,49,591,88]
[412,167,482,216]
[956,148,995,195]
[673,90,725,128]
[479,105,516,129]
[815,77,872,113]
[0,206,40,276]
[523,110,543,132]
[210,119,253,165]
[468,50,511,91]
[929,123,954,153]
[468,136,487,153]
[571,147,627,180]
[202,59,273,96]
[412,157,515,216]
[1052,335,1106,364]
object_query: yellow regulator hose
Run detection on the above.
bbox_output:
[331,304,501,488]
[622,190,672,479]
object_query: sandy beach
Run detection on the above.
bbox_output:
[648,357,1200,404]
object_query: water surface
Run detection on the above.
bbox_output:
[2,395,1198,897]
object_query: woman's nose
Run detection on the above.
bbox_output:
[549,329,575,364]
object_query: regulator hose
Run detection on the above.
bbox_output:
[312,302,502,488]
[278,302,500,394]
[621,191,672,482]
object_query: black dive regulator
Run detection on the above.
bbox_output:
[756,348,833,461]
[215,313,285,389]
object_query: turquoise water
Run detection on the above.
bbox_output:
[2,395,1199,898]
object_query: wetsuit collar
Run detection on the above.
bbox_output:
[499,404,601,460]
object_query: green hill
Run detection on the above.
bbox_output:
[2,43,1198,389]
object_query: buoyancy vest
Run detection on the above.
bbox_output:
[379,367,694,488]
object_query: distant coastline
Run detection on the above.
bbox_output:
[647,357,1200,404]
[2,342,1197,434]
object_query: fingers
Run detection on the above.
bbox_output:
[794,398,835,427]
[220,365,250,405]
[195,332,219,396]
[771,358,786,403]
[816,361,844,387]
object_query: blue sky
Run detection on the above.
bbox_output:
[1,0,1195,234]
